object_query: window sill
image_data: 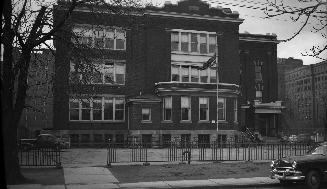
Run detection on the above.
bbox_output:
[171,51,214,56]
[161,120,173,123]
[141,121,152,123]
[69,120,125,123]
[198,120,210,123]
[180,120,192,123]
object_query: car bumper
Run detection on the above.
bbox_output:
[270,169,305,181]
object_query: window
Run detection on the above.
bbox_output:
[171,65,217,83]
[70,59,125,85]
[92,97,102,120]
[218,98,225,121]
[200,69,208,83]
[73,26,126,50]
[199,97,209,121]
[81,99,91,120]
[181,66,189,82]
[171,32,179,51]
[191,67,199,82]
[69,99,79,120]
[199,34,207,54]
[234,99,238,122]
[181,32,189,52]
[171,65,180,81]
[104,29,114,49]
[142,108,151,121]
[163,97,172,121]
[209,34,216,53]
[170,30,216,54]
[210,69,217,83]
[115,98,125,120]
[181,96,191,121]
[191,33,198,52]
[115,29,126,50]
[69,96,125,121]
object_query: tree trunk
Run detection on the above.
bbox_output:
[3,111,25,184]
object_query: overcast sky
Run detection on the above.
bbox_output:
[149,0,327,65]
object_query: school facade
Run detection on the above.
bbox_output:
[53,0,282,145]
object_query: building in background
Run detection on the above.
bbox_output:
[239,33,283,138]
[284,60,327,137]
[53,0,281,146]
[277,57,304,100]
[18,49,54,138]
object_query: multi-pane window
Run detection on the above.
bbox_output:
[254,60,263,101]
[209,34,216,53]
[163,97,172,121]
[191,33,198,52]
[69,96,125,121]
[171,65,216,83]
[171,65,180,81]
[181,32,189,52]
[210,69,217,83]
[171,32,179,51]
[199,34,207,54]
[191,67,199,82]
[142,108,151,121]
[218,98,225,121]
[181,66,189,82]
[70,59,125,85]
[73,26,126,50]
[181,96,191,121]
[170,30,216,54]
[199,97,209,121]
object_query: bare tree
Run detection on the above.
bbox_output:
[265,0,327,60]
[1,0,142,184]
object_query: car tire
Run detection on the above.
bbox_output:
[279,180,292,186]
[305,170,321,189]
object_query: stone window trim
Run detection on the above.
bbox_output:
[69,95,125,122]
[171,64,217,83]
[72,25,126,50]
[170,29,217,55]
[70,59,126,85]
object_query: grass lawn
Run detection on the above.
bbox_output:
[18,168,65,185]
[109,161,271,183]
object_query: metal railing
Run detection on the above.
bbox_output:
[107,141,317,165]
[19,146,62,167]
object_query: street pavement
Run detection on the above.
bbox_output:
[8,148,282,189]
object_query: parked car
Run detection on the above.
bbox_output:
[19,134,69,150]
[297,133,314,143]
[270,142,327,189]
[18,139,36,151]
[288,135,298,143]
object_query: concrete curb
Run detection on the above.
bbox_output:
[8,177,280,189]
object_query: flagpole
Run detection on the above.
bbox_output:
[216,34,219,134]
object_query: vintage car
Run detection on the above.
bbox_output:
[270,142,327,189]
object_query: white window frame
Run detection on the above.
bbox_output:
[218,98,226,121]
[163,96,172,121]
[199,97,209,121]
[181,96,191,122]
[141,107,152,122]
[73,25,126,50]
[170,29,216,55]
[171,64,216,83]
[69,59,126,85]
[69,96,125,122]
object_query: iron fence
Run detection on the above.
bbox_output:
[19,146,62,167]
[107,141,317,165]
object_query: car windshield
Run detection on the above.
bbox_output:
[311,145,327,155]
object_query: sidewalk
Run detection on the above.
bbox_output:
[7,166,280,189]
